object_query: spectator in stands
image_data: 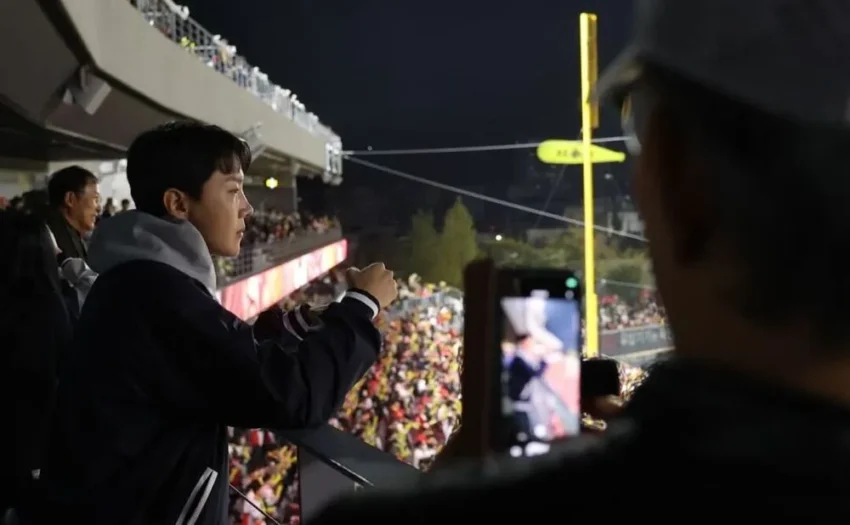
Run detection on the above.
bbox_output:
[45,166,101,261]
[39,121,398,525]
[120,198,132,213]
[100,197,117,219]
[313,1,850,522]
[0,210,71,520]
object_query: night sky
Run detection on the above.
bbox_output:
[182,0,634,232]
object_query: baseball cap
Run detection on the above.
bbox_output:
[594,0,850,128]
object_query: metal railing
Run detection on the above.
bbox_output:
[215,228,344,286]
[129,0,342,152]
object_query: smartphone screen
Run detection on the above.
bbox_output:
[498,289,582,457]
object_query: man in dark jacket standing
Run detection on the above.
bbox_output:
[38,122,396,525]
[312,0,850,522]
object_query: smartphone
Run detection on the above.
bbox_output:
[492,268,583,457]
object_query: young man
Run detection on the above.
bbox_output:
[38,122,397,524]
[45,165,101,261]
[312,0,850,521]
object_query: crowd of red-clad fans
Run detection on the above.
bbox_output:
[598,294,666,331]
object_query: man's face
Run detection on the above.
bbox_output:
[188,169,253,257]
[67,181,101,232]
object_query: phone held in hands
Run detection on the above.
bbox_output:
[492,267,583,458]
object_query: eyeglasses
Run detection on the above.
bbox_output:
[613,78,652,157]
[621,94,641,156]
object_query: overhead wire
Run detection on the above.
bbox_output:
[532,166,566,230]
[533,128,582,229]
[343,136,628,156]
[344,155,647,242]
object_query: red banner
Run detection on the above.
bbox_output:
[217,239,348,320]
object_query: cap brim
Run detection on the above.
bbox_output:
[591,46,644,104]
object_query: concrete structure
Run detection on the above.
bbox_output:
[0,0,342,183]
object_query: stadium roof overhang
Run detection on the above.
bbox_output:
[0,99,124,161]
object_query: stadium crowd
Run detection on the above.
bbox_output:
[241,211,337,246]
[128,0,338,145]
[214,211,339,281]
[598,294,665,331]
[224,275,465,524]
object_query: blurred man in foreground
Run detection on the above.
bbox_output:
[314,1,850,521]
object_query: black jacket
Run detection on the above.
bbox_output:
[45,212,87,261]
[38,212,381,525]
[313,358,850,522]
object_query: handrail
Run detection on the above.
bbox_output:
[129,0,343,154]
[287,425,421,524]
[285,425,422,487]
[214,228,344,286]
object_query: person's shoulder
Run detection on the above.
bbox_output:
[96,260,209,295]
[85,261,217,323]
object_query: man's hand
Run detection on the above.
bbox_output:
[346,263,398,309]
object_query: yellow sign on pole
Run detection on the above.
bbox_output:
[536,140,625,165]
[580,12,600,357]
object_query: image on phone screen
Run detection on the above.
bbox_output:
[500,290,581,453]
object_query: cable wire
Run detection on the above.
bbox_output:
[344,136,628,156]
[344,155,648,242]
[532,166,565,230]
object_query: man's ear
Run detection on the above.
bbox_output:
[63,191,76,209]
[162,188,190,219]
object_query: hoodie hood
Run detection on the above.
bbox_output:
[88,211,217,295]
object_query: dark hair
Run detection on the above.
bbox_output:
[47,166,98,210]
[126,121,252,216]
[645,64,850,345]
[20,189,50,217]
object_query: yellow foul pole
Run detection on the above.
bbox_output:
[579,13,599,357]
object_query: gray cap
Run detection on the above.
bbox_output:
[595,0,850,127]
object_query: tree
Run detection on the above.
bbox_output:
[557,227,622,261]
[439,198,478,287]
[479,237,543,267]
[600,262,650,303]
[407,210,441,282]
